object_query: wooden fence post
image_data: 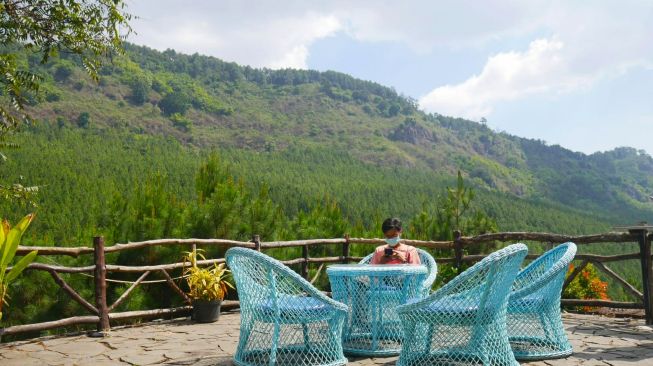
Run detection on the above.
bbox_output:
[454,230,463,270]
[342,234,350,264]
[253,234,261,252]
[93,236,110,335]
[301,245,309,280]
[632,228,653,324]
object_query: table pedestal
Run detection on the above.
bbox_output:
[327,264,428,356]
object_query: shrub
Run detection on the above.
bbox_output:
[54,62,74,81]
[563,263,609,312]
[169,113,192,132]
[159,91,191,116]
[77,112,91,128]
[45,90,61,102]
[128,73,151,105]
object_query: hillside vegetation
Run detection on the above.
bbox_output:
[3,41,653,233]
[0,44,650,331]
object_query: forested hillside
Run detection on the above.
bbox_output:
[0,43,651,331]
[2,42,649,234]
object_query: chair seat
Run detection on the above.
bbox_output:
[259,296,330,318]
[418,298,479,317]
[509,295,544,310]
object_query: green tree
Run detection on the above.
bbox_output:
[159,90,191,116]
[76,112,91,129]
[0,0,131,131]
[128,72,151,105]
[409,171,498,284]
[0,0,131,205]
[410,171,496,242]
[186,154,250,240]
[53,61,75,81]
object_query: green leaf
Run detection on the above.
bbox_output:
[0,220,6,256]
[5,250,37,283]
[1,214,34,268]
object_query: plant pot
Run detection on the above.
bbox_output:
[191,299,222,323]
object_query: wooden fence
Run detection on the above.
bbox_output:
[1,226,652,339]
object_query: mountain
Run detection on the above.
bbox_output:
[3,42,653,242]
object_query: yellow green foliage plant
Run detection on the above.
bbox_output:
[182,248,233,301]
[0,213,38,322]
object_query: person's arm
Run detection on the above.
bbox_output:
[370,247,383,264]
[392,250,407,263]
[407,248,421,265]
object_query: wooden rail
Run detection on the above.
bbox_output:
[2,228,652,339]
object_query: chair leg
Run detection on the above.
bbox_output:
[302,322,311,350]
[327,315,344,358]
[269,320,281,366]
[539,311,552,340]
[236,318,253,362]
[424,323,435,354]
[469,322,490,365]
[371,295,379,349]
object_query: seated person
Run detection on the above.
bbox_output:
[370,218,421,265]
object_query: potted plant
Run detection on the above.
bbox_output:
[182,248,233,323]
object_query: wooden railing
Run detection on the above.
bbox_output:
[1,227,652,339]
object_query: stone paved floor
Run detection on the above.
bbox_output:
[1,311,652,365]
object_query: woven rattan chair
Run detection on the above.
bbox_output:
[395,243,528,366]
[225,247,348,366]
[359,248,438,295]
[507,242,577,360]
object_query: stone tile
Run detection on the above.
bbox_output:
[0,349,28,359]
[26,349,65,363]
[47,341,107,356]
[2,312,653,366]
[120,352,167,365]
[14,342,45,352]
[163,350,193,359]
[103,348,142,361]
[71,356,122,366]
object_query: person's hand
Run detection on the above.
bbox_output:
[379,254,391,264]
[392,250,407,263]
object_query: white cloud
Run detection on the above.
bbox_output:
[126,1,555,69]
[126,1,653,97]
[419,38,593,119]
[127,1,341,69]
[416,2,653,118]
[334,1,545,52]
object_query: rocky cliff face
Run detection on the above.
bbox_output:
[388,118,436,145]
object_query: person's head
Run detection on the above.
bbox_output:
[382,218,402,246]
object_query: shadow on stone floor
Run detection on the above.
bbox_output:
[348,355,398,365]
[572,343,653,362]
[162,355,233,365]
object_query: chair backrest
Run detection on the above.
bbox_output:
[397,244,528,317]
[478,244,529,312]
[511,242,577,300]
[225,247,346,313]
[359,247,437,292]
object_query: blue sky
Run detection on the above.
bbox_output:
[127,1,653,155]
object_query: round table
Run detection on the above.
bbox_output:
[326,264,428,356]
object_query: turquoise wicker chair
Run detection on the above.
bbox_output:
[225,247,348,366]
[395,244,528,366]
[507,242,577,360]
[359,248,438,295]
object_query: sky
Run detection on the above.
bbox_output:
[126,1,653,155]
